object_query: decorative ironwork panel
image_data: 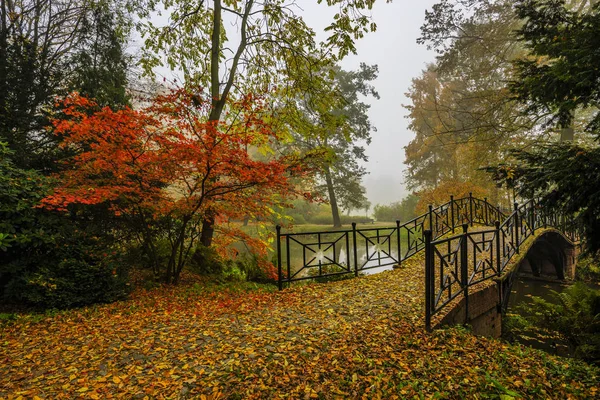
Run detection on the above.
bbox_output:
[466,230,498,285]
[498,214,516,272]
[517,201,535,246]
[355,227,400,271]
[472,198,487,225]
[400,214,428,259]
[431,203,453,237]
[280,230,353,283]
[453,197,471,226]
[430,235,464,313]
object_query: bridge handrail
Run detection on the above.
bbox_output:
[277,193,505,289]
[424,198,580,330]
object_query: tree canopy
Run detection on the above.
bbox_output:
[490,0,600,251]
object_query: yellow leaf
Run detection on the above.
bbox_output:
[113,376,121,384]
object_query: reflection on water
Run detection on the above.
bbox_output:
[507,278,569,308]
[505,277,571,354]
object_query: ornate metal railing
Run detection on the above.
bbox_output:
[276,193,506,289]
[424,198,580,330]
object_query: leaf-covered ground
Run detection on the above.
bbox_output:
[1,254,598,399]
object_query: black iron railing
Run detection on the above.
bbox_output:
[276,193,506,290]
[424,198,580,330]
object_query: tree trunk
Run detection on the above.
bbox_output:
[324,165,342,227]
[200,214,215,247]
[200,0,223,247]
[200,0,253,247]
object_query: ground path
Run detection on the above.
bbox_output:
[1,253,598,399]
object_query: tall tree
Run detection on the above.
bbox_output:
[0,0,131,171]
[284,63,378,227]
[489,0,600,251]
[135,0,384,243]
[315,64,378,227]
[511,0,600,134]
[69,0,131,108]
[404,0,592,203]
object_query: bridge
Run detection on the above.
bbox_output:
[276,195,580,336]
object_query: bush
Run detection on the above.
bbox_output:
[576,255,600,282]
[415,180,488,214]
[373,194,419,222]
[236,254,275,284]
[4,238,130,309]
[307,213,333,225]
[305,213,373,226]
[188,247,276,285]
[121,237,173,278]
[289,214,307,225]
[519,282,600,365]
[340,215,373,225]
[0,143,130,309]
[14,257,128,309]
[189,245,224,275]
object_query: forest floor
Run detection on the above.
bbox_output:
[1,254,599,399]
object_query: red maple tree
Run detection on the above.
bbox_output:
[43,88,310,283]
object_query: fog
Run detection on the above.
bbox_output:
[300,1,439,206]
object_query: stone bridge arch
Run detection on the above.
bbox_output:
[517,230,577,281]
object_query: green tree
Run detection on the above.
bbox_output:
[406,0,594,202]
[489,1,600,251]
[69,0,131,108]
[373,194,419,222]
[0,142,128,308]
[291,64,378,227]
[406,1,534,199]
[0,0,132,171]
[511,0,600,133]
[135,0,384,243]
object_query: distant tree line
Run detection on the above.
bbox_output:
[373,194,419,222]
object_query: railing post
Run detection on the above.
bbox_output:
[530,200,536,235]
[484,197,488,225]
[396,220,402,266]
[428,204,434,235]
[450,195,455,232]
[514,202,519,254]
[276,225,282,291]
[495,221,501,274]
[424,229,433,332]
[469,192,474,227]
[352,222,358,277]
[461,224,469,324]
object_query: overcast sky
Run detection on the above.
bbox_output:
[300,1,439,206]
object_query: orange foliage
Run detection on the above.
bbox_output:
[415,180,489,214]
[43,88,311,282]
